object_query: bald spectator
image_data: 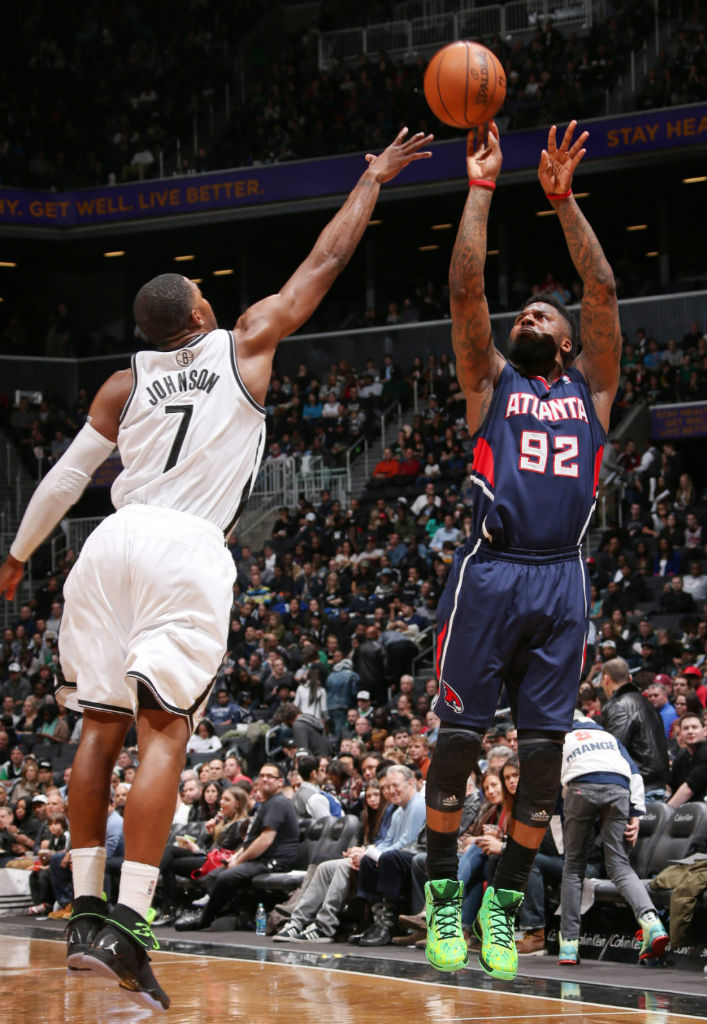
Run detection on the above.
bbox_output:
[370,447,400,485]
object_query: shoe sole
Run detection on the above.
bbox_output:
[639,934,669,960]
[82,953,169,1012]
[66,951,91,971]
[478,952,517,980]
[474,920,517,980]
[272,933,303,942]
[558,957,579,965]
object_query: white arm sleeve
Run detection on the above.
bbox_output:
[10,423,116,562]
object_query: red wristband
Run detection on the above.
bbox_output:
[546,188,572,200]
[468,178,496,191]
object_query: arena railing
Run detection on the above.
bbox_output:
[318,0,595,65]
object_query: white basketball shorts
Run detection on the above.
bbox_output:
[58,504,236,728]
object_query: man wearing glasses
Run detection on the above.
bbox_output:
[176,763,298,930]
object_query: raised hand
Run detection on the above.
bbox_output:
[0,555,24,601]
[538,120,588,196]
[364,127,434,184]
[466,120,502,183]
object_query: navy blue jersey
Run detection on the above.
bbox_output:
[468,363,605,551]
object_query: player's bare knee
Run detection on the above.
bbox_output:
[426,725,482,813]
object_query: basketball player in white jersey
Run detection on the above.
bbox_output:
[0,127,432,1010]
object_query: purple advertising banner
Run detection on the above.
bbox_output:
[0,104,704,229]
[650,401,707,439]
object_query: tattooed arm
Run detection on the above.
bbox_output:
[449,123,506,436]
[538,121,621,433]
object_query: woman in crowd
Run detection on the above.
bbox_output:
[186,718,222,754]
[35,701,71,744]
[9,756,41,803]
[154,786,249,926]
[197,780,224,821]
[12,795,43,846]
[15,696,40,736]
[652,538,681,577]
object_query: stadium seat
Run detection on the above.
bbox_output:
[251,814,362,893]
[644,802,707,877]
[591,802,674,903]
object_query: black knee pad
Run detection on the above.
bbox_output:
[513,732,564,828]
[425,725,482,813]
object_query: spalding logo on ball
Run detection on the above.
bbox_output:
[424,41,506,129]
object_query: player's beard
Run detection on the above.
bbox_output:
[507,329,558,374]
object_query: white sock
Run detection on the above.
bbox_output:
[71,847,106,899]
[118,861,160,920]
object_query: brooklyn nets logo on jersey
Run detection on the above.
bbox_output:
[175,349,194,366]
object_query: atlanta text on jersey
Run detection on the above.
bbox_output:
[504,392,589,423]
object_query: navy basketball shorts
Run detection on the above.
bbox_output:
[433,544,589,733]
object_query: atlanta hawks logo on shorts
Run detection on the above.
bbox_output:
[175,349,194,366]
[437,679,464,714]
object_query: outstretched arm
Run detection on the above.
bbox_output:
[0,371,130,599]
[449,123,505,436]
[539,121,620,432]
[235,128,433,404]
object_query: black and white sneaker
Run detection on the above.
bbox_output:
[82,903,170,1011]
[300,923,334,943]
[272,921,305,941]
[65,895,107,970]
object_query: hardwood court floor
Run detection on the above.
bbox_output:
[2,933,705,1024]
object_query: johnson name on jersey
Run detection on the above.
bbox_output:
[111,329,266,535]
[468,362,605,550]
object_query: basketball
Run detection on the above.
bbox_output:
[423,41,506,129]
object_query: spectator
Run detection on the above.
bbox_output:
[325,651,359,742]
[683,561,707,604]
[369,447,400,486]
[644,682,678,738]
[347,765,426,946]
[291,754,331,820]
[352,627,386,705]
[599,657,669,801]
[429,513,463,554]
[659,575,695,614]
[273,776,391,943]
[557,713,668,965]
[176,763,299,931]
[667,712,707,806]
[682,665,706,706]
[186,719,222,755]
[154,786,249,927]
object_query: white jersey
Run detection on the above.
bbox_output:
[111,329,266,534]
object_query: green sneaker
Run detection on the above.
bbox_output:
[473,886,523,980]
[424,879,468,972]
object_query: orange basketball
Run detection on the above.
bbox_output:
[424,41,506,129]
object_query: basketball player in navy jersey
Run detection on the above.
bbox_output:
[0,127,432,1010]
[423,120,620,981]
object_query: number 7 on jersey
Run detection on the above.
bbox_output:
[163,404,194,472]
